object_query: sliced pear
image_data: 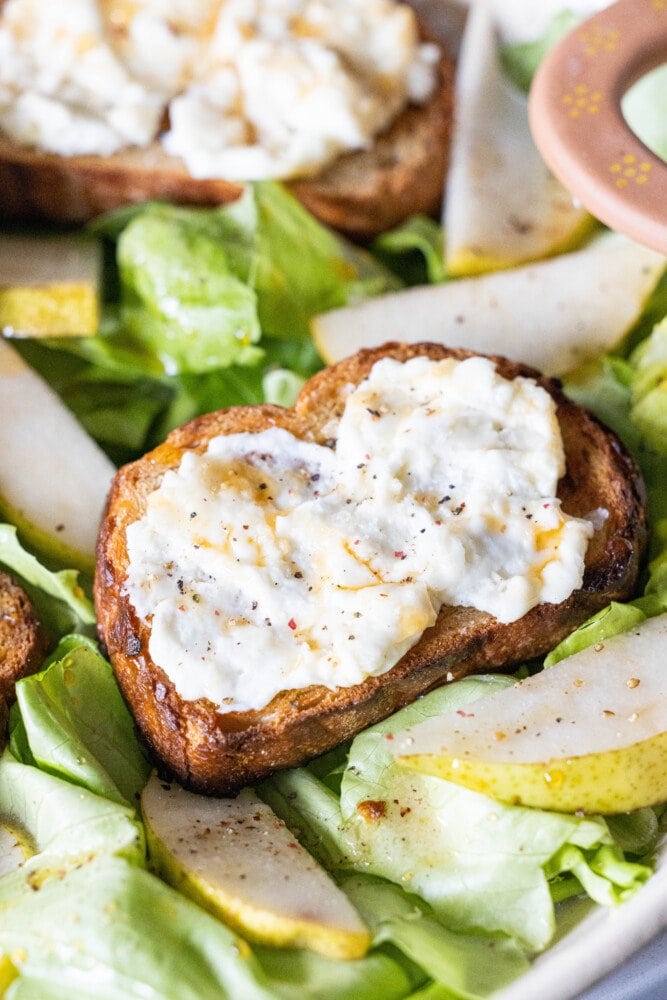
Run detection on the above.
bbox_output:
[0,339,115,572]
[312,232,666,375]
[0,955,18,994]
[141,775,370,959]
[0,822,32,877]
[393,614,667,814]
[0,234,101,338]
[444,2,594,277]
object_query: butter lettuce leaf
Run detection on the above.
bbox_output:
[500,12,578,92]
[342,876,529,1000]
[372,216,448,286]
[0,856,277,1000]
[110,183,397,375]
[550,314,667,665]
[0,750,144,868]
[13,641,150,808]
[622,65,667,162]
[117,206,263,375]
[0,523,94,631]
[223,182,400,340]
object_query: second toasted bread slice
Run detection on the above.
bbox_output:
[95,344,647,794]
[0,45,454,238]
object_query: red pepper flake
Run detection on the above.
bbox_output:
[365,453,371,460]
[394,550,407,560]
[456,710,475,718]
[543,503,550,509]
[288,618,297,631]
[385,733,394,740]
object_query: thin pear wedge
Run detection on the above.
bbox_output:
[443,2,593,276]
[0,822,32,877]
[0,234,101,338]
[311,232,665,375]
[393,614,667,814]
[141,775,370,960]
[0,339,115,572]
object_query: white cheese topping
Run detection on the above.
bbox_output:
[0,0,438,178]
[124,357,594,714]
[0,0,164,157]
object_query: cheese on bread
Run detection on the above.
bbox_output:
[123,356,592,714]
[0,0,439,180]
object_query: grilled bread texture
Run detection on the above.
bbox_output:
[95,343,647,794]
[0,37,454,238]
[0,570,49,737]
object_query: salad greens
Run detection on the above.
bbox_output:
[1,11,666,998]
[12,182,399,465]
[262,680,653,954]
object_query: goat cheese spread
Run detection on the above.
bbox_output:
[0,0,439,179]
[124,356,594,713]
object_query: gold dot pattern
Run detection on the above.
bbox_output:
[609,156,653,188]
[561,85,604,118]
[579,26,621,56]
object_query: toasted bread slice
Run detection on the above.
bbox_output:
[0,570,49,738]
[0,47,454,238]
[95,343,647,794]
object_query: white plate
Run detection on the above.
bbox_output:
[496,828,667,1000]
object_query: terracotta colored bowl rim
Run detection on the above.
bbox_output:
[529,0,667,254]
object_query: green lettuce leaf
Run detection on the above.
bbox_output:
[255,943,415,1000]
[372,216,448,286]
[13,641,150,808]
[550,314,667,665]
[0,750,144,868]
[500,12,579,92]
[227,183,400,340]
[117,205,263,375]
[109,184,397,376]
[0,524,94,629]
[0,856,278,1000]
[622,65,667,161]
[342,876,530,1000]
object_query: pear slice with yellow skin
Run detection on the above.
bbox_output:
[0,955,18,995]
[443,2,594,277]
[393,614,667,814]
[0,234,100,338]
[0,822,32,877]
[141,775,370,960]
[0,339,115,573]
[311,232,665,375]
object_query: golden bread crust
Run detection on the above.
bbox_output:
[95,343,648,794]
